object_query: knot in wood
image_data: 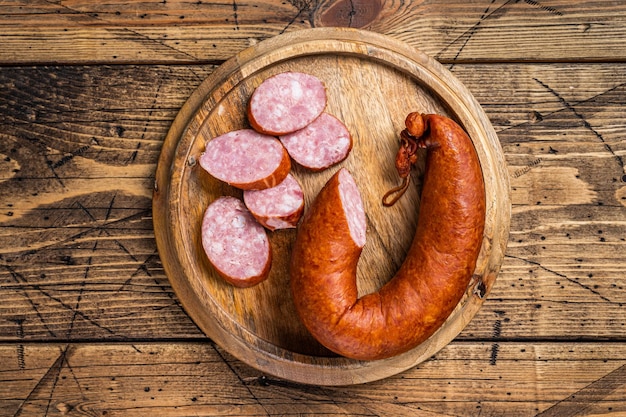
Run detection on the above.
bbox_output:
[314,0,382,28]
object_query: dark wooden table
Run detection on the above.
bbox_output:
[1,1,625,415]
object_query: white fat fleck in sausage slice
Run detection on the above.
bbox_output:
[243,174,305,231]
[199,129,290,190]
[338,168,366,248]
[201,196,271,287]
[279,113,352,171]
[248,72,327,135]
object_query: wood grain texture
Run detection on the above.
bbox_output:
[1,0,626,408]
[1,62,625,345]
[0,342,624,416]
[1,0,626,65]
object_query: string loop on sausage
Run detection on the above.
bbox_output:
[381,175,410,206]
[382,114,425,206]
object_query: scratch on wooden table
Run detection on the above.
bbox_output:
[65,239,95,338]
[490,311,505,365]
[496,78,626,182]
[127,249,184,312]
[211,345,272,417]
[533,77,626,176]
[442,0,500,69]
[73,197,167,341]
[127,70,164,165]
[5,265,58,338]
[66,199,110,339]
[511,157,543,179]
[62,348,87,401]
[12,345,71,417]
[42,1,201,62]
[6,261,120,336]
[284,0,313,33]
[2,187,165,338]
[536,363,626,416]
[44,154,66,189]
[249,375,386,416]
[2,203,151,255]
[178,64,209,86]
[76,198,143,264]
[232,0,240,31]
[49,144,90,171]
[505,254,617,304]
[439,0,565,68]
[9,318,26,369]
[38,283,116,335]
[523,0,563,17]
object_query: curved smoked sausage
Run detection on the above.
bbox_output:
[290,113,486,360]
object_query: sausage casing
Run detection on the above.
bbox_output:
[290,114,486,360]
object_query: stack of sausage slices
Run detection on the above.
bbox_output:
[199,72,353,288]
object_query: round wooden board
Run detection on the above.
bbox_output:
[153,27,511,386]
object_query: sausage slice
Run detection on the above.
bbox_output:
[248,72,327,136]
[199,129,290,190]
[201,196,271,288]
[243,174,305,231]
[280,113,352,171]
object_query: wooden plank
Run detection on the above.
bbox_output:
[0,65,208,341]
[0,342,624,416]
[1,0,626,65]
[151,27,511,383]
[0,63,625,342]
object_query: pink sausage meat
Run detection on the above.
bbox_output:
[199,129,290,190]
[248,72,327,136]
[243,174,305,231]
[201,196,271,288]
[280,113,352,171]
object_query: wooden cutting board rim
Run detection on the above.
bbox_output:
[153,27,511,386]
